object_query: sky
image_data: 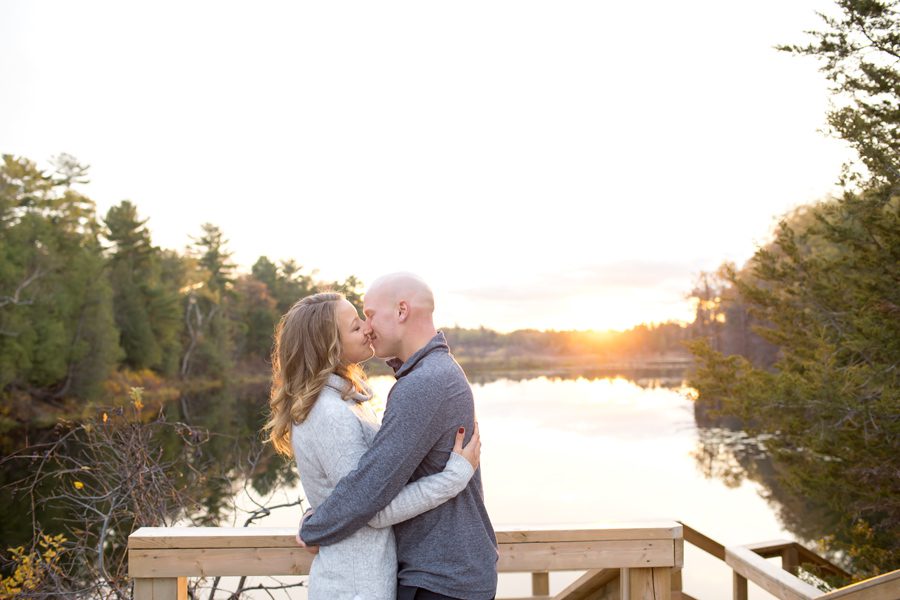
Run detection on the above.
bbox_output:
[0,1,852,332]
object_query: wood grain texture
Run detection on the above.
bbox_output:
[627,568,671,600]
[130,548,314,577]
[498,540,676,572]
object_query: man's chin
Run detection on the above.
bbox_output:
[371,345,392,360]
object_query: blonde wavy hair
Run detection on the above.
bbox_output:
[265,292,369,456]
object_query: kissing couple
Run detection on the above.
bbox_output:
[265,272,499,600]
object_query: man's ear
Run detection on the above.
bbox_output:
[397,300,409,323]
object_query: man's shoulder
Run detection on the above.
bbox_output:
[391,354,471,406]
[403,350,467,384]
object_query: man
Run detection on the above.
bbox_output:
[298,272,498,600]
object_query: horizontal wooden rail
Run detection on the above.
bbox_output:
[129,522,684,600]
[817,569,900,600]
[726,545,822,600]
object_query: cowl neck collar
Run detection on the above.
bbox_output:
[325,373,373,403]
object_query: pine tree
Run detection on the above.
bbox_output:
[0,155,120,400]
[180,224,236,378]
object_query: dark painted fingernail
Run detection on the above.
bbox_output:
[458,427,464,434]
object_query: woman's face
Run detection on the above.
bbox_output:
[337,299,374,364]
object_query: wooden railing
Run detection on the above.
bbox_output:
[741,539,850,580]
[129,521,684,599]
[128,522,900,600]
[678,522,900,600]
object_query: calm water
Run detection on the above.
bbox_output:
[222,373,795,599]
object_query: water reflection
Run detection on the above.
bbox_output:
[688,396,882,583]
[691,427,774,489]
[463,367,688,387]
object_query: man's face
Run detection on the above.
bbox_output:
[362,289,398,359]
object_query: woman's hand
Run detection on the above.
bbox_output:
[453,421,481,470]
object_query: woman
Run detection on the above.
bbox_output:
[265,292,480,600]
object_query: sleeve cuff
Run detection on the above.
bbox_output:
[448,451,476,479]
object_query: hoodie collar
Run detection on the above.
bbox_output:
[324,373,373,403]
[387,331,449,379]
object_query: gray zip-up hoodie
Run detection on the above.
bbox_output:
[300,332,498,599]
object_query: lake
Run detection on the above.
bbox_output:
[222,372,799,599]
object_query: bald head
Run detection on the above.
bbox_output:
[362,272,438,361]
[367,272,435,314]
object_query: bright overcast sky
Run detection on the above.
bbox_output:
[0,1,851,332]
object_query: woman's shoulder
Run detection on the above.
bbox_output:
[303,384,351,422]
[293,387,356,448]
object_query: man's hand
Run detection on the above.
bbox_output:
[296,509,320,555]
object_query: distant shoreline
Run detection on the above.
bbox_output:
[363,354,694,376]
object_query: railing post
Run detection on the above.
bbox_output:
[626,567,671,600]
[133,577,187,600]
[671,568,683,594]
[672,533,684,597]
[532,571,550,596]
[782,546,800,575]
[732,571,748,600]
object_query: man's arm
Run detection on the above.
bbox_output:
[299,379,445,546]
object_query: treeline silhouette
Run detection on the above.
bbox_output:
[440,323,693,371]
